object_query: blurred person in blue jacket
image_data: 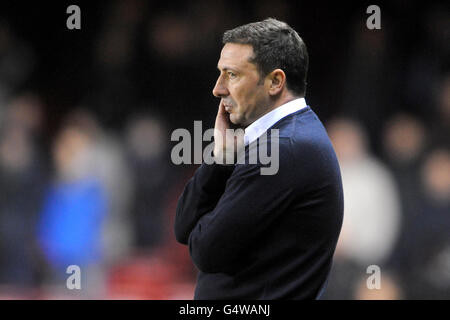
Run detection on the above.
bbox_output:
[37,121,107,297]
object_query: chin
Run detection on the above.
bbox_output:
[229,114,239,125]
[230,117,244,127]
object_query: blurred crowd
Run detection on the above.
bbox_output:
[0,1,448,299]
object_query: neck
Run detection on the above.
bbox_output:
[244,92,303,129]
[268,92,302,113]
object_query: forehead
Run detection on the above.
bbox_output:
[217,43,257,71]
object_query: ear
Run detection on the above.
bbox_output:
[267,69,286,96]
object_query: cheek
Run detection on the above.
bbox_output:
[242,86,266,110]
[234,86,256,108]
[230,86,244,103]
[230,77,263,111]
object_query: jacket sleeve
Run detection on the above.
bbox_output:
[174,163,235,244]
[187,144,295,274]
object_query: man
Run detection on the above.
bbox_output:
[175,18,343,299]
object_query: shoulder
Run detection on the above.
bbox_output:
[273,108,342,182]
[268,108,334,158]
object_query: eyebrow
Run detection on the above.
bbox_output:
[217,65,239,72]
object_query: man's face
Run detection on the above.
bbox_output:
[213,43,270,127]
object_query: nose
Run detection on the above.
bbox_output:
[212,76,229,98]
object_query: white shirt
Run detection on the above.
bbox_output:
[244,98,308,146]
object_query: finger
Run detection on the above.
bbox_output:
[218,99,226,114]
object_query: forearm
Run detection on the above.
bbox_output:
[174,163,235,244]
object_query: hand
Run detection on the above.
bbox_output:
[213,100,245,164]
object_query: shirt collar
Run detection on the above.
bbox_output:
[244,97,307,146]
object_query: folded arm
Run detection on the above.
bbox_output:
[184,144,294,273]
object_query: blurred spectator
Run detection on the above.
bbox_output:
[323,117,402,299]
[383,113,427,166]
[382,113,427,238]
[37,110,133,297]
[123,112,173,250]
[0,119,46,289]
[393,148,450,299]
[3,93,44,135]
[37,120,107,297]
[67,110,134,265]
[381,113,427,270]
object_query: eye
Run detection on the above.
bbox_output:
[227,71,237,79]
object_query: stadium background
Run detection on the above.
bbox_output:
[0,0,448,299]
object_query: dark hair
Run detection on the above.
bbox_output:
[223,18,309,97]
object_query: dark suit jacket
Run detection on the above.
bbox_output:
[175,106,344,299]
